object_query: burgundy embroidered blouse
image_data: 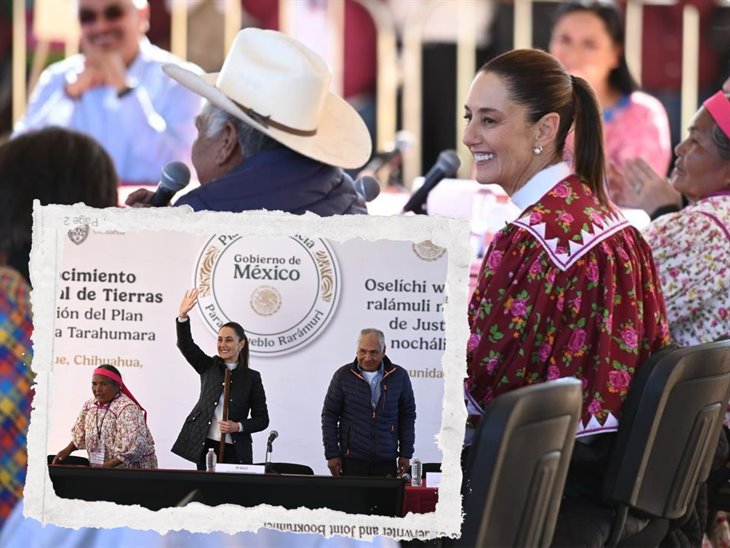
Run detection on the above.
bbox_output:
[465,170,671,436]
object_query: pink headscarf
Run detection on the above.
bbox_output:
[704,90,730,139]
[93,367,147,422]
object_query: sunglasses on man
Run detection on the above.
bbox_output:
[78,4,126,25]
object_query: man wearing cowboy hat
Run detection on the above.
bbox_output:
[126,28,372,215]
[14,0,202,185]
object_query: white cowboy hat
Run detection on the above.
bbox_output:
[163,28,372,169]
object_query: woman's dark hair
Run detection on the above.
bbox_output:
[0,127,118,280]
[552,1,639,96]
[480,48,609,204]
[96,364,122,388]
[710,93,730,160]
[220,321,250,368]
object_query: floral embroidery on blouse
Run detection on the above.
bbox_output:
[466,174,671,436]
[643,195,730,346]
[72,392,157,469]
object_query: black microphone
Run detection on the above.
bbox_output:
[266,430,279,446]
[354,175,381,203]
[360,130,414,174]
[150,161,191,206]
[401,150,461,215]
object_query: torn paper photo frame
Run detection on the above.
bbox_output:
[25,203,470,541]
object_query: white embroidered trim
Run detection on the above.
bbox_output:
[576,411,619,437]
[464,388,485,416]
[513,212,630,272]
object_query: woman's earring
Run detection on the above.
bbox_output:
[533,144,543,155]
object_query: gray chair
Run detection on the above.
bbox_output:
[553,340,730,547]
[456,377,583,548]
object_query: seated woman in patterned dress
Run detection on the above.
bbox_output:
[52,364,157,469]
[639,91,730,346]
[608,77,730,220]
[462,48,671,466]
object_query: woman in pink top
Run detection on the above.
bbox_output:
[549,1,672,203]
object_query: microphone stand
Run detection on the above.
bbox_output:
[265,439,273,473]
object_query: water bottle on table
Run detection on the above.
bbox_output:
[410,457,422,487]
[206,448,217,472]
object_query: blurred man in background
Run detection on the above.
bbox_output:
[13,0,202,184]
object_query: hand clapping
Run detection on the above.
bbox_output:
[65,48,129,99]
[608,158,683,215]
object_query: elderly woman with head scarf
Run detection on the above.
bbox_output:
[638,91,730,346]
[52,364,157,468]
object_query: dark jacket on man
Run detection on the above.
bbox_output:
[322,356,416,463]
[175,147,367,215]
[172,318,269,464]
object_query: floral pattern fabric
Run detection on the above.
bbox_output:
[466,174,671,436]
[643,195,730,346]
[71,392,157,469]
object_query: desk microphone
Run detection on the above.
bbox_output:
[265,430,278,472]
[150,161,191,206]
[267,430,279,447]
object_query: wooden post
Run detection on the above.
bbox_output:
[219,368,231,461]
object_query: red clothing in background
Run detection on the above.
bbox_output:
[242,0,376,99]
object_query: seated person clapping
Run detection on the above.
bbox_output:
[641,91,730,345]
[13,0,202,184]
[613,74,730,218]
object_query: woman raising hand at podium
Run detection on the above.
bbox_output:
[172,288,269,470]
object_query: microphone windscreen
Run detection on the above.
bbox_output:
[435,150,461,177]
[160,161,191,191]
[394,130,415,154]
[354,175,381,202]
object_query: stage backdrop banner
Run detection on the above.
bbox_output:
[26,204,471,541]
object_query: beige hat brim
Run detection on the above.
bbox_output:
[164,64,372,169]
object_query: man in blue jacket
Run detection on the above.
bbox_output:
[322,328,416,477]
[126,28,371,215]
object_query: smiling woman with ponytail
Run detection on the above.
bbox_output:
[462,48,671,501]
